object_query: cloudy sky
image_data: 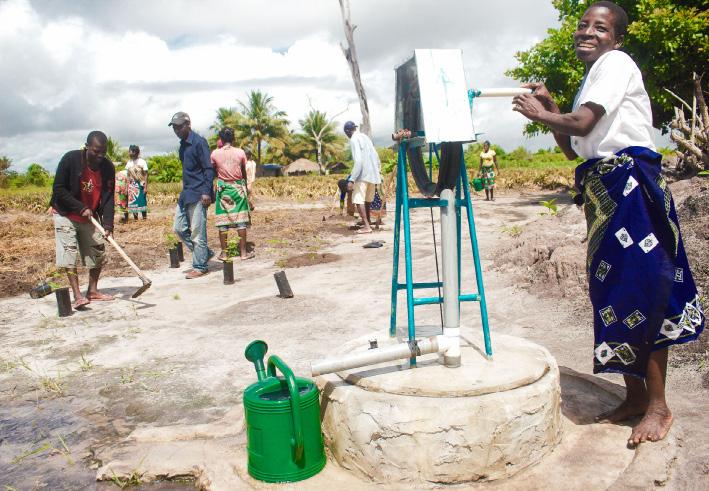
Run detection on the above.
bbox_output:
[0,0,569,171]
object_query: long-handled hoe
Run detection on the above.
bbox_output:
[89,216,152,298]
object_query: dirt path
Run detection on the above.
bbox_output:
[0,192,706,489]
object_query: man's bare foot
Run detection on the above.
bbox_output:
[628,405,673,447]
[595,399,648,423]
[86,291,114,301]
[356,228,373,234]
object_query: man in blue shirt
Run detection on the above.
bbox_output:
[169,111,215,278]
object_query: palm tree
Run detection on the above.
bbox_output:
[106,136,128,164]
[235,90,289,164]
[210,107,249,150]
[299,110,345,174]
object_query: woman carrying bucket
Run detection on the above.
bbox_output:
[512,1,703,447]
[478,141,499,201]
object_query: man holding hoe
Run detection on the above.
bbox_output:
[50,130,116,309]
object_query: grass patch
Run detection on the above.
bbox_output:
[502,225,523,237]
[78,353,94,371]
[109,470,143,489]
[40,375,66,396]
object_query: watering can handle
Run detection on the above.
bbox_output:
[267,356,305,463]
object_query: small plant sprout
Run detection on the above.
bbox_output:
[109,469,144,489]
[165,232,179,249]
[11,441,53,464]
[79,353,94,371]
[173,293,180,300]
[502,225,523,237]
[539,198,558,216]
[120,367,135,385]
[225,238,240,259]
[40,374,66,396]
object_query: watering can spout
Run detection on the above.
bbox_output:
[245,340,268,381]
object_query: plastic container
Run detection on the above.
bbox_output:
[223,260,234,285]
[55,288,72,317]
[243,341,325,482]
[472,177,484,192]
[30,282,53,299]
[169,248,180,268]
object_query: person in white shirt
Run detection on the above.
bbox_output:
[125,145,149,220]
[512,1,703,448]
[344,121,381,234]
[245,149,256,211]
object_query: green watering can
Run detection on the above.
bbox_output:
[243,340,326,482]
[472,177,484,192]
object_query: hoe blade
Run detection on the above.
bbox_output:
[132,280,152,299]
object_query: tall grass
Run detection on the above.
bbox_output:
[0,165,576,213]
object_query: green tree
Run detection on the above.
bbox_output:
[299,110,346,174]
[25,163,51,187]
[234,90,289,164]
[147,153,182,182]
[209,107,251,149]
[507,0,709,134]
[0,155,11,188]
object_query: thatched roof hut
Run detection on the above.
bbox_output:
[284,158,320,176]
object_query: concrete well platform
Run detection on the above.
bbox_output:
[316,332,562,484]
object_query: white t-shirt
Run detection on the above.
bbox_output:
[349,132,381,184]
[571,50,655,159]
[125,158,148,172]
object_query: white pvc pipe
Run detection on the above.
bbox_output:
[310,336,450,376]
[439,189,461,367]
[475,88,532,98]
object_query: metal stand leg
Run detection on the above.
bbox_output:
[390,146,404,338]
[400,146,417,367]
[459,155,492,357]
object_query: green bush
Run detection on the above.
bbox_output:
[148,153,182,183]
[24,163,52,187]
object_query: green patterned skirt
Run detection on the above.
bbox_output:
[215,178,250,229]
[481,165,495,189]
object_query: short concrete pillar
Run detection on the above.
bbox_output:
[317,333,562,484]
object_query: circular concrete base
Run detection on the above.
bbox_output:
[316,333,562,484]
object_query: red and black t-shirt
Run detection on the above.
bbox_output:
[65,165,102,222]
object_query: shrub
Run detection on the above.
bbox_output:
[148,153,182,183]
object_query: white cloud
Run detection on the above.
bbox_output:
[0,0,567,171]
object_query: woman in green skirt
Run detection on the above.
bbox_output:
[479,141,500,201]
[210,128,253,261]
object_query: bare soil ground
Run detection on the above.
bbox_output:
[0,186,706,490]
[0,201,356,298]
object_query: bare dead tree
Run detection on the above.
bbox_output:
[666,73,709,172]
[338,0,372,137]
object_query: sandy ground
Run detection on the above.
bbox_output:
[0,191,707,490]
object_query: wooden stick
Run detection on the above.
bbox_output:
[89,216,150,283]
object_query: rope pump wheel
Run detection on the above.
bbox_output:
[407,142,463,197]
